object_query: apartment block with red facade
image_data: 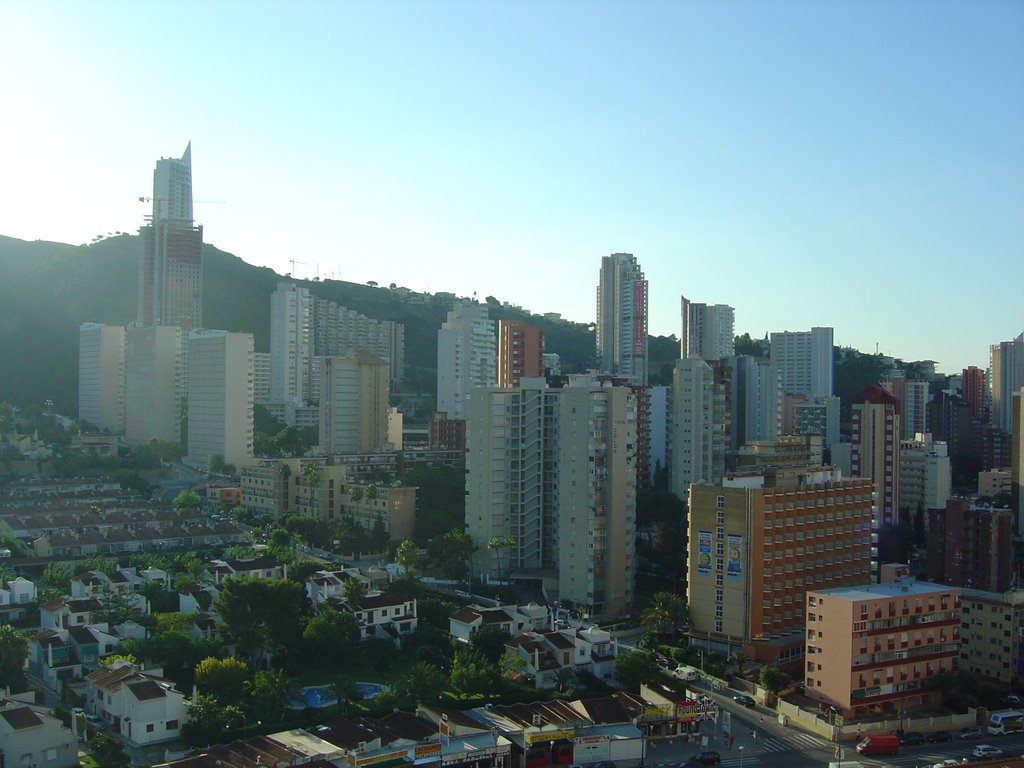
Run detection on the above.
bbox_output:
[851,385,901,527]
[497,320,544,389]
[961,365,986,422]
[805,580,960,718]
[926,498,1013,592]
[429,411,467,454]
[687,467,874,669]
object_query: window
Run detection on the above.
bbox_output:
[167,720,179,730]
[147,723,155,733]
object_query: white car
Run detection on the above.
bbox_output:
[972,745,1003,759]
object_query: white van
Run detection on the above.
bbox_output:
[673,665,699,681]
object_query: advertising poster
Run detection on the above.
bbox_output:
[698,531,712,576]
[727,534,742,579]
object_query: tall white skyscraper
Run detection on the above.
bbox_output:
[270,282,312,409]
[436,302,495,419]
[465,375,637,620]
[681,297,735,361]
[770,327,834,400]
[596,253,648,385]
[990,332,1024,433]
[138,143,204,331]
[78,323,125,433]
[124,325,183,445]
[186,330,254,469]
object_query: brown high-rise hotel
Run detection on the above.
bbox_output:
[687,466,874,668]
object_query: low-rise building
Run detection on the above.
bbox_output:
[958,587,1024,690]
[0,696,79,768]
[84,660,188,745]
[805,579,960,718]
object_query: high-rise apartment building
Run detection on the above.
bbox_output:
[805,580,960,718]
[596,253,648,385]
[436,302,495,420]
[961,365,986,422]
[78,323,125,433]
[1013,388,1024,522]
[312,297,404,388]
[670,357,723,500]
[320,351,391,455]
[687,468,874,665]
[883,372,929,440]
[769,327,833,400]
[680,297,735,362]
[465,376,637,620]
[496,320,544,388]
[898,435,951,518]
[185,330,254,469]
[270,282,312,410]
[124,325,183,445]
[990,332,1024,433]
[138,144,203,331]
[793,396,840,449]
[926,499,1013,592]
[851,385,901,528]
[722,356,781,451]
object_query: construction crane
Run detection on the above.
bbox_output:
[138,196,226,205]
[287,258,308,279]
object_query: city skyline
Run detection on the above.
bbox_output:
[2,1,1022,374]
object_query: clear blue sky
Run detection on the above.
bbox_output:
[2,0,1022,374]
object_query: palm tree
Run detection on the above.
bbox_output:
[729,651,749,676]
[487,536,516,585]
[640,591,687,638]
[342,576,368,605]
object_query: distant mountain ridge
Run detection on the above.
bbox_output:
[0,233,608,412]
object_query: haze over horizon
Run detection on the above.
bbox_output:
[2,1,1022,375]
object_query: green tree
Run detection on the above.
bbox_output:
[759,665,791,694]
[245,668,300,721]
[80,554,116,576]
[213,577,308,664]
[402,661,446,704]
[640,591,688,638]
[487,536,516,584]
[468,625,511,665]
[449,648,498,695]
[182,692,231,747]
[615,650,662,690]
[41,562,73,592]
[395,539,420,576]
[342,577,368,605]
[0,624,28,692]
[428,528,477,581]
[302,610,358,658]
[94,590,146,626]
[173,489,202,509]
[87,732,130,768]
[195,656,249,704]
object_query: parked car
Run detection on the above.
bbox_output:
[926,730,952,743]
[898,732,926,746]
[972,745,1003,759]
[84,714,107,731]
[733,694,756,708]
[957,726,983,740]
[930,760,961,768]
[687,752,722,766]
[1006,694,1024,707]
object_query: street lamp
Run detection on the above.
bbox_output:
[698,648,704,673]
[738,746,744,768]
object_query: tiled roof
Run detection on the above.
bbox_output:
[0,706,44,730]
[128,680,167,701]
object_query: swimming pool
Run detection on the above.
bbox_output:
[286,684,339,710]
[351,682,383,700]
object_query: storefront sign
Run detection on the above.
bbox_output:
[524,729,575,745]
[352,750,408,767]
[414,744,442,759]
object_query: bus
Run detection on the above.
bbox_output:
[987,710,1024,735]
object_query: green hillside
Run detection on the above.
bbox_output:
[0,234,603,412]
